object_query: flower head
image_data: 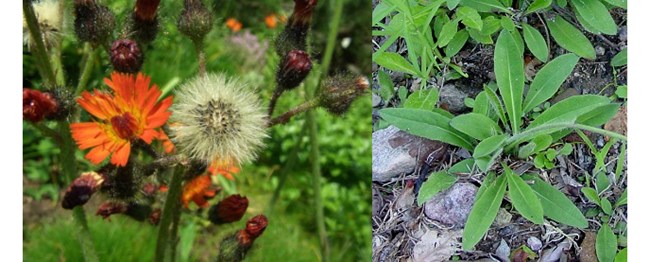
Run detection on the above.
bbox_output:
[169,73,267,165]
[23,88,58,122]
[181,175,218,208]
[62,172,105,209]
[71,72,173,167]
[23,0,62,50]
[208,158,240,180]
[208,194,249,224]
[226,18,242,32]
[265,14,278,29]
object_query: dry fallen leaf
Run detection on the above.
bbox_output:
[604,106,627,138]
[395,181,415,211]
[579,232,598,262]
[412,229,461,262]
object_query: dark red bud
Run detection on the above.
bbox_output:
[23,88,58,122]
[277,50,312,90]
[110,39,144,73]
[149,208,162,225]
[208,194,249,224]
[96,201,127,219]
[245,214,268,239]
[62,172,105,209]
[291,0,318,27]
[134,0,160,22]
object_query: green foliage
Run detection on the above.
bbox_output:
[523,174,588,228]
[462,174,506,250]
[597,223,618,262]
[417,171,457,206]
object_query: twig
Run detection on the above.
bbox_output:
[268,99,319,127]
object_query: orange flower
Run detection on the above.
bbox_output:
[264,14,278,29]
[182,175,218,208]
[71,72,173,167]
[208,158,240,180]
[225,18,242,32]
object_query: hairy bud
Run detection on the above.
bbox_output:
[275,0,318,56]
[217,215,269,262]
[127,0,161,45]
[276,50,312,90]
[318,75,369,115]
[178,0,213,42]
[23,88,57,122]
[74,0,115,45]
[62,172,104,210]
[208,194,249,224]
[96,201,127,219]
[110,39,144,73]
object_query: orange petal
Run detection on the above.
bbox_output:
[110,142,131,167]
[85,146,111,165]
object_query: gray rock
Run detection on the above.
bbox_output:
[439,84,468,113]
[595,46,606,56]
[527,236,543,251]
[618,26,627,43]
[424,183,478,227]
[372,93,382,108]
[372,126,446,182]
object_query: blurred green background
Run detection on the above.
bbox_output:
[23,0,371,261]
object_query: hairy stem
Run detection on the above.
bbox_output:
[169,206,182,261]
[267,88,283,117]
[315,0,344,92]
[72,207,100,262]
[76,44,98,96]
[154,167,185,262]
[23,0,57,87]
[306,107,329,262]
[506,122,627,148]
[268,99,319,127]
[194,40,207,76]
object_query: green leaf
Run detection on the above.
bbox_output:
[575,9,604,34]
[398,86,408,103]
[557,0,567,7]
[473,134,508,158]
[494,29,524,134]
[377,71,395,101]
[449,159,476,175]
[404,88,439,110]
[615,248,627,262]
[528,95,611,128]
[481,16,502,35]
[519,134,553,158]
[615,85,627,99]
[417,171,458,205]
[505,167,544,224]
[596,172,610,194]
[500,16,515,31]
[523,174,588,228]
[459,0,510,13]
[546,16,596,59]
[372,1,396,26]
[523,54,580,114]
[484,84,508,128]
[601,198,613,215]
[476,172,497,200]
[451,113,503,140]
[380,108,475,150]
[374,52,420,76]
[615,143,626,181]
[582,187,601,205]
[468,28,494,44]
[525,0,552,14]
[571,0,617,35]
[559,143,573,155]
[473,91,490,116]
[475,148,502,172]
[462,175,507,250]
[596,224,617,262]
[445,29,470,57]
[438,20,459,47]
[448,0,461,10]
[615,189,627,207]
[518,143,536,158]
[602,0,626,9]
[522,23,549,62]
[457,7,483,30]
[434,14,451,40]
[611,48,627,67]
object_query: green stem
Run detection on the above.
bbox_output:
[31,122,63,145]
[23,0,57,87]
[194,40,206,77]
[154,167,185,262]
[506,123,627,147]
[268,99,319,127]
[306,107,329,262]
[76,44,98,96]
[50,45,66,87]
[72,207,99,262]
[315,0,345,91]
[169,207,182,261]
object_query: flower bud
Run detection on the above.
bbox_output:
[318,75,369,115]
[127,0,160,45]
[96,201,127,219]
[110,39,143,73]
[276,50,312,91]
[23,88,57,122]
[62,172,105,210]
[275,0,317,56]
[134,0,160,22]
[208,194,249,224]
[217,215,268,261]
[178,0,213,42]
[74,0,115,46]
[245,214,268,239]
[149,208,162,225]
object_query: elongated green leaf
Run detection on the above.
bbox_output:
[417,171,458,205]
[616,248,628,262]
[596,172,610,194]
[377,71,394,101]
[602,0,626,9]
[522,23,549,62]
[582,187,601,205]
[449,159,476,175]
[438,20,458,47]
[575,9,603,34]
[615,189,627,207]
[473,91,490,117]
[404,88,439,110]
[372,1,396,26]
[505,167,544,224]
[601,198,613,215]
[457,6,483,30]
[597,224,617,262]
[523,174,588,228]
[459,0,510,13]
[519,134,553,158]
[380,108,475,150]
[374,52,420,76]
[476,172,497,200]
[484,84,508,128]
[445,29,470,57]
[500,16,515,31]
[451,113,503,140]
[571,0,617,35]
[546,16,596,59]
[528,95,611,128]
[525,0,552,14]
[612,48,627,67]
[523,54,580,113]
[475,148,502,172]
[481,16,502,35]
[494,29,524,134]
[474,134,508,158]
[434,14,450,40]
[448,0,461,10]
[468,28,493,44]
[462,175,507,250]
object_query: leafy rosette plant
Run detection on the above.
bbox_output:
[379,29,626,250]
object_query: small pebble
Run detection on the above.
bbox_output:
[595,46,606,56]
[372,93,382,108]
[527,236,543,251]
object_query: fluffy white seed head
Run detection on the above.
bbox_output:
[170,73,268,165]
[23,0,62,50]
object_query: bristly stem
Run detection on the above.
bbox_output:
[76,44,98,96]
[315,0,344,92]
[72,207,100,262]
[194,40,207,76]
[267,88,283,117]
[23,0,57,87]
[154,167,185,262]
[268,99,319,127]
